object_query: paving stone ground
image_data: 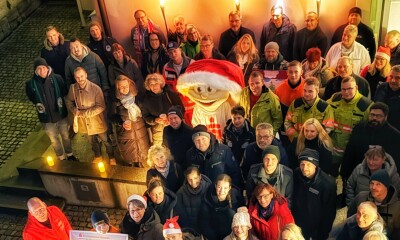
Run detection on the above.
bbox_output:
[0,1,348,238]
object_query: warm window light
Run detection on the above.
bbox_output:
[46,156,54,167]
[98,162,105,173]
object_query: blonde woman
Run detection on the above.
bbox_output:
[141,73,184,145]
[146,144,183,192]
[227,34,259,84]
[362,231,387,240]
[181,24,201,59]
[114,75,149,167]
[287,118,334,176]
[360,46,392,99]
[278,223,305,240]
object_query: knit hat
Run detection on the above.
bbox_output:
[298,148,320,167]
[167,41,180,50]
[167,105,184,119]
[232,207,252,229]
[265,41,280,52]
[177,59,245,103]
[126,194,147,209]
[91,210,110,226]
[163,216,182,237]
[33,57,49,70]
[192,124,210,141]
[370,169,390,189]
[349,7,362,17]
[261,145,281,162]
[375,46,391,62]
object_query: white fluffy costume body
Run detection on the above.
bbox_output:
[177,59,244,140]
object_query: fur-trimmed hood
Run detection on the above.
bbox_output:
[44,33,65,51]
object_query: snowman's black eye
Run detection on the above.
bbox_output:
[197,87,202,92]
[207,87,212,92]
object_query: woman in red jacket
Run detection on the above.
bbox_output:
[249,183,294,240]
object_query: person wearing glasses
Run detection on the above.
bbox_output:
[181,24,201,59]
[248,183,294,240]
[120,194,163,239]
[292,148,337,240]
[23,197,72,240]
[293,11,328,61]
[260,4,297,61]
[194,34,226,60]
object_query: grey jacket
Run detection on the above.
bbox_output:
[346,153,400,206]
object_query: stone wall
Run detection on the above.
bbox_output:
[0,0,41,42]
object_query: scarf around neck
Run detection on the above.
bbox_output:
[120,93,142,121]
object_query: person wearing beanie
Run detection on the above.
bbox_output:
[293,11,328,61]
[360,46,392,98]
[246,144,293,207]
[163,105,193,166]
[223,206,259,240]
[348,169,400,239]
[186,124,244,189]
[258,41,288,70]
[331,7,376,62]
[87,21,118,69]
[40,26,70,79]
[26,57,78,162]
[120,194,164,239]
[260,4,297,61]
[91,209,120,234]
[292,148,337,240]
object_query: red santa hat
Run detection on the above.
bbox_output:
[163,216,182,237]
[375,46,391,62]
[177,59,245,103]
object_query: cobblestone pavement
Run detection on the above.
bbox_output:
[0,1,115,239]
[0,1,88,168]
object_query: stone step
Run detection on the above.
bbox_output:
[0,174,46,192]
[0,191,66,212]
[16,157,44,176]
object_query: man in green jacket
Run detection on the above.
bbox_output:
[239,71,282,134]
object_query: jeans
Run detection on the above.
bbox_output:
[42,118,72,160]
[87,132,114,158]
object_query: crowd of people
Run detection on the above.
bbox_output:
[20,3,400,240]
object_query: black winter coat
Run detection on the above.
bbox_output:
[375,82,400,131]
[186,134,243,189]
[175,174,212,232]
[146,160,184,193]
[292,168,337,240]
[146,188,177,224]
[198,185,245,240]
[222,119,256,166]
[322,74,371,100]
[293,26,328,61]
[120,207,164,240]
[163,122,193,167]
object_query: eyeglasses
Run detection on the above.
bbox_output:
[31,207,46,216]
[256,193,273,201]
[369,113,385,118]
[341,87,354,92]
[257,135,273,140]
[129,207,144,214]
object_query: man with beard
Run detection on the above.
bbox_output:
[258,41,288,70]
[375,65,400,130]
[241,122,288,180]
[341,102,400,180]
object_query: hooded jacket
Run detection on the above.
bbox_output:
[346,153,400,206]
[64,44,109,90]
[120,207,164,240]
[260,14,297,61]
[222,118,256,164]
[22,206,72,240]
[186,134,244,189]
[246,163,293,208]
[175,174,212,231]
[26,67,68,123]
[41,33,70,79]
[198,184,245,240]
[239,85,283,133]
